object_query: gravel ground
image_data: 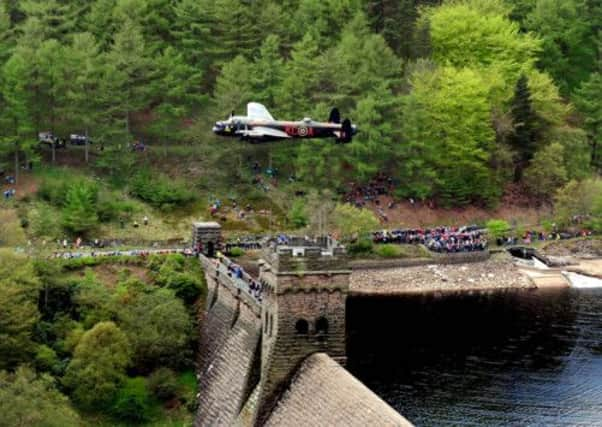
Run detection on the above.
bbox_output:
[350,255,535,295]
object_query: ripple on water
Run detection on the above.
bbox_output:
[347,289,602,426]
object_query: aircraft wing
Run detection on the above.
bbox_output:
[247,102,275,121]
[237,126,290,139]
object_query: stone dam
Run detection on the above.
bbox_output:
[192,223,573,426]
[193,223,411,426]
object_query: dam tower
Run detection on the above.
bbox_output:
[254,237,351,423]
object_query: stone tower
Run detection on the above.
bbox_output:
[255,237,351,423]
[192,221,221,257]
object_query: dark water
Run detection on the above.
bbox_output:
[347,289,602,426]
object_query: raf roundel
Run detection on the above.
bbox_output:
[297,126,308,137]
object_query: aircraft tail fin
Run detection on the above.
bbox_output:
[328,108,341,124]
[338,118,353,143]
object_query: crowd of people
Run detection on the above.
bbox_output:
[373,226,487,253]
[344,174,393,208]
[497,229,593,246]
[215,250,263,302]
[50,247,197,259]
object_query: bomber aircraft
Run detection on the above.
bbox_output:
[212,102,357,143]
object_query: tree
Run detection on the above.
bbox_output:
[0,367,80,427]
[400,65,497,205]
[525,0,597,94]
[104,18,151,137]
[486,219,511,240]
[523,142,568,199]
[288,199,308,229]
[575,71,602,169]
[0,50,35,184]
[252,35,284,107]
[332,203,380,240]
[62,32,103,163]
[0,250,40,370]
[111,377,153,423]
[116,288,193,371]
[425,0,541,79]
[61,183,99,235]
[63,321,132,409]
[509,74,539,181]
[213,55,254,118]
[554,178,602,227]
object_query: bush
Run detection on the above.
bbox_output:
[130,171,195,210]
[228,247,245,257]
[35,345,61,374]
[61,182,99,235]
[486,219,511,240]
[288,199,308,229]
[97,191,137,223]
[148,368,179,401]
[165,272,203,305]
[37,178,70,207]
[374,244,403,258]
[111,377,154,423]
[348,238,373,255]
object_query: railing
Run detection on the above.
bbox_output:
[199,254,262,309]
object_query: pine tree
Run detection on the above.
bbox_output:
[61,183,99,235]
[0,51,35,184]
[62,32,103,163]
[510,74,539,181]
[253,35,284,107]
[104,18,152,137]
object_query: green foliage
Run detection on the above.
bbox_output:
[0,366,80,427]
[374,243,403,258]
[61,182,99,235]
[130,170,195,210]
[228,247,245,257]
[288,199,309,229]
[524,142,568,199]
[111,377,154,423]
[574,71,602,169]
[486,219,511,240]
[63,321,132,409]
[554,179,602,227]
[347,238,374,255]
[510,74,539,181]
[147,367,179,401]
[333,203,380,239]
[116,288,194,372]
[0,250,40,370]
[35,344,61,374]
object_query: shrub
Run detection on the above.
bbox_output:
[129,171,195,210]
[347,238,373,255]
[147,368,179,401]
[165,272,203,305]
[288,199,308,229]
[111,377,153,423]
[374,244,403,258]
[228,247,245,257]
[61,183,99,235]
[486,219,511,240]
[35,345,61,374]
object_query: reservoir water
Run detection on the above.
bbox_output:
[347,288,602,426]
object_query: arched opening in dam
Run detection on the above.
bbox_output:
[346,289,602,425]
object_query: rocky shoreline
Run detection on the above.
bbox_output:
[350,254,538,296]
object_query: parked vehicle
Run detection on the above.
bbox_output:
[38,131,66,148]
[70,134,92,145]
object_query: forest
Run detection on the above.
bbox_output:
[0,0,599,206]
[0,0,601,425]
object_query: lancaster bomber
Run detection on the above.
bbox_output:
[212,102,357,143]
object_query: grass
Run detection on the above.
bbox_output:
[372,243,432,259]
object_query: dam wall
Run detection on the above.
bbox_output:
[195,256,262,426]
